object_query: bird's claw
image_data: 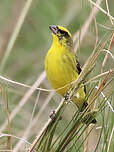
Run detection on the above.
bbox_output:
[50,110,56,120]
[50,110,62,121]
[64,92,69,100]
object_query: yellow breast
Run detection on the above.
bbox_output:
[45,45,85,108]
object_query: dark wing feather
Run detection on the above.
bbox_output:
[76,58,97,124]
[76,58,86,94]
[76,59,82,74]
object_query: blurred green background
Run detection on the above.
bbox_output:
[0,0,114,151]
[0,0,113,81]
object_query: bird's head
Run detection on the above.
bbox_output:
[49,25,73,49]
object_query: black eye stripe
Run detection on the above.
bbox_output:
[58,29,68,36]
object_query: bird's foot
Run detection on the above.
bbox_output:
[64,92,70,100]
[50,110,56,120]
[82,110,97,124]
[50,110,62,121]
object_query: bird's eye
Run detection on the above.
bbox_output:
[59,30,65,34]
[58,29,68,36]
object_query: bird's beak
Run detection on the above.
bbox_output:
[49,25,58,35]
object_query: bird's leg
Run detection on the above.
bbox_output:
[64,91,70,100]
[49,110,56,120]
[49,110,62,121]
[82,110,97,124]
[50,91,71,121]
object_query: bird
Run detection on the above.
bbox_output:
[45,25,96,124]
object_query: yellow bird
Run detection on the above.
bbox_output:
[45,25,96,124]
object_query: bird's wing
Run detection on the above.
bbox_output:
[76,57,86,94]
[76,58,82,74]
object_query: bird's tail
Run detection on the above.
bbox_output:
[80,101,97,124]
[82,110,97,124]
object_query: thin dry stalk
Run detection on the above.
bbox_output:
[27,97,65,152]
[95,32,114,152]
[60,122,81,152]
[83,0,114,150]
[0,149,13,152]
[0,0,25,61]
[84,125,98,152]
[83,70,113,152]
[93,17,99,51]
[56,71,113,152]
[73,0,103,52]
[31,32,114,151]
[84,127,89,152]
[84,3,99,150]
[13,90,41,152]
[105,0,114,26]
[29,90,41,127]
[90,31,114,109]
[102,34,114,73]
[13,92,54,152]
[93,33,114,109]
[0,0,104,136]
[107,126,114,152]
[88,0,114,21]
[0,85,12,150]
[0,73,53,93]
[0,71,46,133]
[58,45,108,151]
[0,0,111,151]
[1,69,113,95]
[91,70,112,103]
[0,133,31,145]
[0,0,104,91]
[27,33,105,151]
[85,69,114,85]
[0,0,33,73]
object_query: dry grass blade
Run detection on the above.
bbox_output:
[85,69,114,85]
[88,0,114,21]
[0,0,104,138]
[0,71,46,133]
[27,31,107,151]
[27,1,114,150]
[0,0,25,61]
[105,0,114,26]
[59,123,81,152]
[102,34,114,73]
[0,85,12,150]
[73,0,103,52]
[27,98,65,152]
[13,92,54,152]
[0,133,31,145]
[0,72,53,92]
[0,0,113,151]
[107,126,114,152]
[0,0,33,73]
